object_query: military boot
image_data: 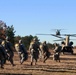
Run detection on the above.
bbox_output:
[31,62,33,66]
[1,66,4,69]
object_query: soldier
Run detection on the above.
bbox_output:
[5,37,15,66]
[69,41,73,47]
[29,38,40,65]
[0,39,7,69]
[18,39,28,64]
[53,43,61,62]
[61,41,66,54]
[39,43,44,61]
[1,40,8,64]
[15,43,20,62]
[42,41,50,63]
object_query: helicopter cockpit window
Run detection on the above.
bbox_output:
[56,30,60,35]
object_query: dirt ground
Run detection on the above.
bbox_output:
[0,49,76,75]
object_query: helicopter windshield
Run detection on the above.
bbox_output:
[56,30,60,35]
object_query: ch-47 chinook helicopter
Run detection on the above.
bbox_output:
[36,29,76,54]
[36,29,63,38]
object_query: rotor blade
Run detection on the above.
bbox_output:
[51,29,64,31]
[53,38,65,41]
[53,38,76,41]
[51,34,64,38]
[61,34,76,37]
[70,34,76,37]
[53,39,63,41]
[70,39,76,40]
[36,34,51,35]
[36,33,64,38]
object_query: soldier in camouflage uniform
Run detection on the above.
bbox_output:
[42,41,50,63]
[5,37,15,66]
[0,39,7,69]
[39,43,44,61]
[19,40,28,64]
[15,40,28,64]
[53,43,61,62]
[29,38,40,65]
[1,40,8,64]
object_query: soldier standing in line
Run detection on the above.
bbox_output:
[29,38,40,65]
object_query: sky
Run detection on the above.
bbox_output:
[0,0,76,45]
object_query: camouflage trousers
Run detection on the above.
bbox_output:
[53,52,60,62]
[30,49,39,65]
[39,50,44,61]
[0,53,5,68]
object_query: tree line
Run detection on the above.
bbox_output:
[8,26,54,50]
[0,20,54,50]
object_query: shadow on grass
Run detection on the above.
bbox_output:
[0,73,32,75]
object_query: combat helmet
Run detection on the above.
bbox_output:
[5,36,10,41]
[33,38,38,41]
[43,41,46,44]
[19,39,22,43]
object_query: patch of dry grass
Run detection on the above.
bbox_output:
[0,49,76,75]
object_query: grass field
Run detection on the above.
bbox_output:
[0,49,76,75]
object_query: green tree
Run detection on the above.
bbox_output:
[14,35,40,50]
[14,35,21,43]
[0,20,7,40]
[22,35,34,50]
[47,42,54,49]
[6,25,16,45]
